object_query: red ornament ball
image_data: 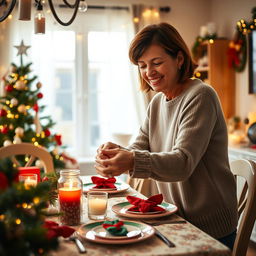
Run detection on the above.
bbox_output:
[0,172,9,190]
[5,85,13,92]
[42,176,49,182]
[0,109,7,117]
[1,126,9,134]
[37,92,43,99]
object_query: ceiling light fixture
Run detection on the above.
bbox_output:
[0,0,88,34]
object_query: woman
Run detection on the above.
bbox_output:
[95,23,238,249]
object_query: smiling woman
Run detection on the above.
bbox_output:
[1,7,141,158]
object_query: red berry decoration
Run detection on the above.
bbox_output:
[37,92,43,99]
[33,103,39,112]
[0,109,7,117]
[44,129,51,137]
[5,85,13,92]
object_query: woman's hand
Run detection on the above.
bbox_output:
[95,148,134,177]
[96,142,120,160]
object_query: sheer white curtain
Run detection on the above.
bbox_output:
[3,7,144,158]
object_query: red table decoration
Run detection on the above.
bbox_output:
[18,166,41,182]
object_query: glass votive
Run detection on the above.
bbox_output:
[58,169,83,226]
[19,173,38,189]
[87,191,108,220]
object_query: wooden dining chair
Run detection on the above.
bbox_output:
[0,143,54,173]
[230,159,256,256]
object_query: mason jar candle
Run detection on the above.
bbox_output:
[58,170,83,226]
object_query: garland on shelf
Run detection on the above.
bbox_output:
[192,33,217,61]
[228,7,256,72]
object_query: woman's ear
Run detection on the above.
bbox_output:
[177,51,184,69]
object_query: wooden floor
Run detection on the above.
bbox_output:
[247,241,256,256]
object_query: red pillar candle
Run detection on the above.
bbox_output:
[59,187,81,226]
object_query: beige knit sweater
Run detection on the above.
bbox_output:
[129,79,238,239]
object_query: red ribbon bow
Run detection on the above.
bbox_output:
[126,194,165,213]
[91,176,116,189]
[43,220,75,240]
[102,220,124,230]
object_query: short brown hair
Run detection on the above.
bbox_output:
[129,23,197,92]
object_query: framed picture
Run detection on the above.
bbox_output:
[248,30,256,94]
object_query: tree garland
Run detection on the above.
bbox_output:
[228,7,256,72]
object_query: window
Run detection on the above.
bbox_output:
[10,9,140,158]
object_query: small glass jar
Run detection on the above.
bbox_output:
[58,169,83,226]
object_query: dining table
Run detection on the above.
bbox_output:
[51,175,231,256]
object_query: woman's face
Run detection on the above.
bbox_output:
[138,44,184,95]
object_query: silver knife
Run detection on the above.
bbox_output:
[154,228,175,247]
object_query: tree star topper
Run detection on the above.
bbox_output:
[14,40,31,56]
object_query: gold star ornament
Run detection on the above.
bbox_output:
[14,40,31,56]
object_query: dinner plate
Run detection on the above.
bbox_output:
[91,223,141,240]
[77,220,155,244]
[83,182,130,194]
[126,209,163,215]
[112,201,178,219]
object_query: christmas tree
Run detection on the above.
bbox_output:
[0,40,77,169]
[0,157,75,256]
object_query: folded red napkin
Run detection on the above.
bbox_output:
[91,176,116,189]
[43,220,75,240]
[126,194,165,213]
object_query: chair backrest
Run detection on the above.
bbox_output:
[0,143,54,173]
[230,159,256,256]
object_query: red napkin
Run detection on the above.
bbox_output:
[126,194,165,213]
[91,176,116,189]
[43,220,75,240]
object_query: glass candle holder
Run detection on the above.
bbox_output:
[87,191,108,220]
[58,169,83,226]
[19,173,37,189]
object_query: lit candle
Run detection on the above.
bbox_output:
[34,3,45,34]
[18,0,31,20]
[59,186,81,226]
[88,198,107,215]
[18,166,41,182]
[19,174,37,189]
[87,191,108,220]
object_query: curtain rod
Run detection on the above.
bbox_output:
[59,4,171,13]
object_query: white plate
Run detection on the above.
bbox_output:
[77,220,155,244]
[91,223,141,240]
[83,182,130,194]
[112,201,178,219]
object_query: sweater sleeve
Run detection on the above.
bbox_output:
[130,88,222,182]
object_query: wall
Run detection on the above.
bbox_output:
[210,0,256,120]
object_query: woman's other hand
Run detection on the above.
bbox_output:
[95,148,134,177]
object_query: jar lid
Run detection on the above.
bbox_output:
[59,169,80,176]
